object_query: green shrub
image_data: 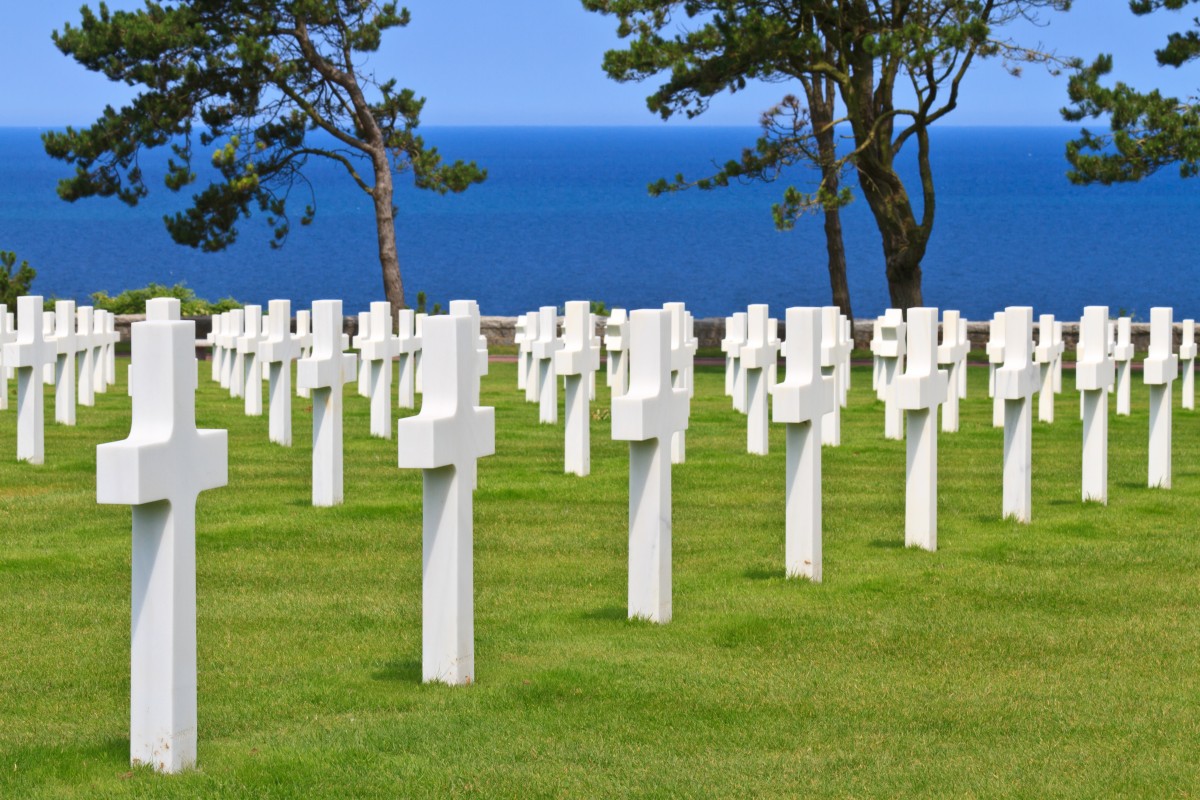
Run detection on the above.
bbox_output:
[90,283,241,315]
[0,251,36,307]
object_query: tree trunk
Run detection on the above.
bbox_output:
[806,70,853,322]
[854,162,927,312]
[371,154,406,318]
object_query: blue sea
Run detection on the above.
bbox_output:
[0,126,1196,320]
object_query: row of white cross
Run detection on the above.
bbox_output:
[0,297,120,463]
[6,293,1194,776]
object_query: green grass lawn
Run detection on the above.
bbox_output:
[2,358,1199,798]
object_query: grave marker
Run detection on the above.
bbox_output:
[448,300,489,407]
[259,299,302,446]
[523,310,541,404]
[664,302,696,463]
[894,308,948,551]
[514,313,530,392]
[96,296,227,773]
[297,300,358,506]
[4,297,55,463]
[414,312,427,395]
[731,311,749,413]
[396,314,495,684]
[53,301,79,426]
[42,311,55,386]
[590,312,604,401]
[871,316,883,392]
[532,306,562,424]
[742,304,778,456]
[360,301,399,439]
[354,310,372,397]
[237,305,265,416]
[771,307,833,581]
[1181,319,1197,410]
[604,308,630,398]
[937,309,968,433]
[1145,307,1178,489]
[987,311,1006,427]
[0,305,13,410]
[1077,306,1114,503]
[224,308,245,398]
[1034,314,1064,423]
[996,307,1038,523]
[1052,319,1063,395]
[720,313,743,398]
[76,306,100,407]
[820,307,847,446]
[872,308,906,440]
[93,310,111,393]
[613,309,689,623]
[396,309,420,409]
[1113,317,1134,416]
[205,311,222,383]
[295,309,313,398]
[556,301,600,476]
[840,315,852,403]
[958,317,968,399]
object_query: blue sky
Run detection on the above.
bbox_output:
[2,0,1196,127]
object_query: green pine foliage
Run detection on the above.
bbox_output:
[1063,0,1200,183]
[90,283,242,316]
[42,1,485,310]
[584,0,1074,307]
[0,251,36,307]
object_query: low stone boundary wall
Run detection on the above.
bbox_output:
[113,314,1177,354]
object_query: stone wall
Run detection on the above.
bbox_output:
[115,314,1177,355]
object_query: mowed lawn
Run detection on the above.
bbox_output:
[2,354,1200,798]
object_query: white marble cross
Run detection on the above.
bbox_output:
[396,309,420,409]
[742,304,778,456]
[664,302,696,463]
[237,305,265,416]
[1077,306,1114,503]
[996,306,1039,523]
[354,310,372,398]
[76,306,101,407]
[556,300,600,476]
[294,309,313,398]
[1051,319,1063,396]
[1145,307,1178,489]
[958,316,969,399]
[396,314,495,685]
[514,313,530,393]
[590,312,604,401]
[771,307,833,581]
[839,315,852,405]
[1034,314,1064,423]
[685,311,699,399]
[937,309,968,433]
[522,310,541,404]
[613,308,689,623]
[820,307,847,446]
[721,312,745,402]
[448,299,489,407]
[532,305,562,424]
[872,308,906,440]
[414,312,427,395]
[730,311,749,413]
[894,308,948,550]
[0,304,13,410]
[53,301,79,426]
[92,310,112,394]
[871,316,883,393]
[206,312,222,384]
[4,296,56,463]
[360,301,399,439]
[1112,317,1134,416]
[986,311,1006,428]
[1181,319,1197,410]
[96,297,228,774]
[298,300,358,506]
[223,309,245,397]
[604,308,630,398]
[259,299,302,446]
[42,311,56,386]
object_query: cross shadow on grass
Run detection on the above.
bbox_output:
[743,566,786,581]
[868,538,903,549]
[371,659,421,683]
[578,606,626,623]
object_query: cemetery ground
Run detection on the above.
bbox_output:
[2,358,1199,798]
